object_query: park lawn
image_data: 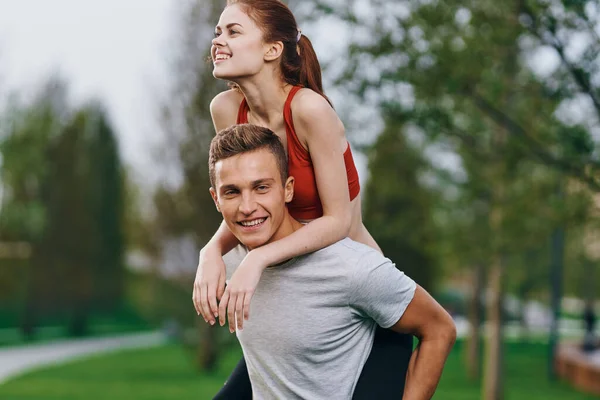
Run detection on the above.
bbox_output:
[0,341,597,400]
[0,343,242,400]
[435,340,598,400]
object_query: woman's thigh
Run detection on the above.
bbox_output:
[212,357,252,400]
[352,327,413,399]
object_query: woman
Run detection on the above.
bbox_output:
[193,0,413,398]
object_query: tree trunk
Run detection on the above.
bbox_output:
[483,253,505,400]
[483,138,506,400]
[197,321,219,371]
[466,262,484,381]
[548,223,565,379]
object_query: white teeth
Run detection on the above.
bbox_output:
[240,218,266,227]
[215,54,231,60]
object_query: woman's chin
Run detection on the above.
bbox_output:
[212,68,236,81]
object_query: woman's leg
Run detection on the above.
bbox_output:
[352,327,414,399]
[212,357,253,400]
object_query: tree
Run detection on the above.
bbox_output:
[0,77,126,338]
[0,78,70,337]
[83,102,125,313]
[363,112,439,292]
[39,101,126,336]
[152,0,228,371]
[311,0,599,397]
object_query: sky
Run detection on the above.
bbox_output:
[0,0,176,185]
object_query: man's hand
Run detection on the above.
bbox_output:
[192,248,227,325]
[218,250,267,333]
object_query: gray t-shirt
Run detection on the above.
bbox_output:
[226,238,416,400]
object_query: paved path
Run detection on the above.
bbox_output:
[579,347,600,367]
[589,350,600,366]
[0,331,165,384]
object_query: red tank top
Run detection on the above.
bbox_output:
[236,86,360,220]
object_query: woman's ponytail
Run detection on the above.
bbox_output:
[297,34,332,107]
[226,0,332,106]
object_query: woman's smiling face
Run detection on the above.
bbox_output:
[211,4,269,81]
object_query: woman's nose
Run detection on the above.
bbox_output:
[212,35,224,47]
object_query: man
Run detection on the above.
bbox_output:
[208,124,456,399]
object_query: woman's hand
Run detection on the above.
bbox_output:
[218,249,267,333]
[193,247,227,325]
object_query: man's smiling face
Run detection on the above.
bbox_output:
[210,148,294,250]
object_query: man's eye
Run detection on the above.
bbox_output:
[224,190,237,195]
[257,185,268,191]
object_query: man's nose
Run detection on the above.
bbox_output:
[239,193,257,215]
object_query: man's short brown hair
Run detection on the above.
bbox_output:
[209,124,288,187]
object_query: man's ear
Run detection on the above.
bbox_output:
[284,176,295,203]
[264,41,284,62]
[209,187,221,212]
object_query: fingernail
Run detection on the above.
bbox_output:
[210,320,215,326]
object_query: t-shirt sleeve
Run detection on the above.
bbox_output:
[348,250,417,329]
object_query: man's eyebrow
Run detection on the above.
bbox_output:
[219,184,239,192]
[215,23,243,30]
[252,178,275,186]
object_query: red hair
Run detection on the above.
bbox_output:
[226,0,332,106]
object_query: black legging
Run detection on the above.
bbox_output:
[213,326,413,399]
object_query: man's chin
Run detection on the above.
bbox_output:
[241,239,269,250]
[235,232,270,250]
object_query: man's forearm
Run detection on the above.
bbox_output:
[402,336,455,399]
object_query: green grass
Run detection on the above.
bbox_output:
[0,344,243,400]
[436,341,599,399]
[0,341,597,399]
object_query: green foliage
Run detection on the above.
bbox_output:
[314,0,600,297]
[153,0,227,245]
[0,77,127,338]
[314,1,600,391]
[363,115,439,291]
[149,0,232,371]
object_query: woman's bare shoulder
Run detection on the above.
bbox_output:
[290,88,331,115]
[290,88,344,139]
[210,89,244,131]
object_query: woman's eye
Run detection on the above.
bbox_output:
[230,30,239,35]
[214,31,221,38]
